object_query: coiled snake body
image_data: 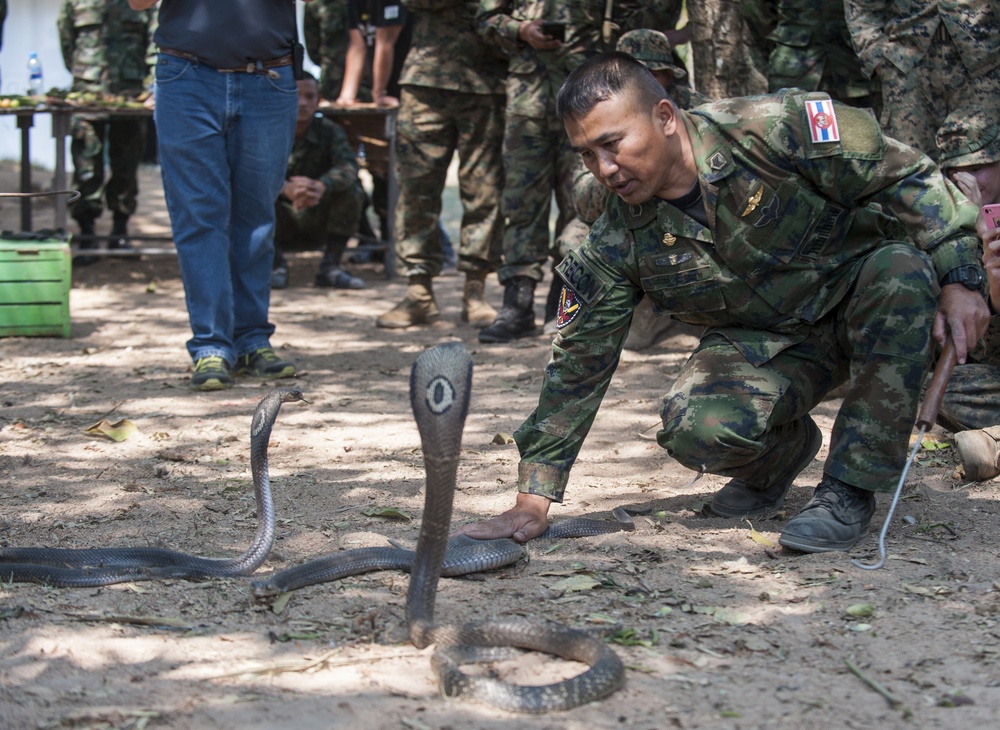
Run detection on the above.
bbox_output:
[398,343,626,712]
[0,389,305,587]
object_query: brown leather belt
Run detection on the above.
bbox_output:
[160,47,293,74]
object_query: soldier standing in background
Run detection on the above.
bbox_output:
[58,0,152,265]
[475,0,682,344]
[304,0,351,102]
[846,0,1000,161]
[767,0,870,108]
[375,0,506,330]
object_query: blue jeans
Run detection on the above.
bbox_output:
[154,54,297,364]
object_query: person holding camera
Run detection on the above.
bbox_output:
[935,106,1000,480]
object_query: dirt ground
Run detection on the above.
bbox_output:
[1,162,1000,730]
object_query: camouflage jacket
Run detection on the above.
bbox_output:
[58,0,152,95]
[286,115,359,195]
[476,0,680,118]
[845,0,1000,78]
[400,0,506,94]
[768,0,870,100]
[515,89,981,501]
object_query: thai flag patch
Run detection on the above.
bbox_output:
[806,99,840,144]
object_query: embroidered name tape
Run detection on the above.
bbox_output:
[806,99,840,144]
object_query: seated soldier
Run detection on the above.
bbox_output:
[936,107,1000,480]
[273,72,364,290]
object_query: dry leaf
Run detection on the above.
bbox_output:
[85,418,139,442]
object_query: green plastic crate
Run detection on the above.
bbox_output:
[0,234,71,337]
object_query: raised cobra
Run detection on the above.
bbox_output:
[402,342,625,712]
[0,389,305,587]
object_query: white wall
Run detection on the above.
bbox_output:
[0,0,75,172]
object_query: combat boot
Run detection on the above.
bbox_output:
[109,213,136,255]
[955,426,1000,481]
[376,274,439,328]
[478,276,537,343]
[461,270,496,328]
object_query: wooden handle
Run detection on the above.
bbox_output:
[917,340,959,429]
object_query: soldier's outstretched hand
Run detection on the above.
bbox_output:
[455,492,552,544]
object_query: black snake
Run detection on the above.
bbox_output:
[396,342,626,712]
[0,389,305,587]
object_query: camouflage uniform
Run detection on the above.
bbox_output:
[304,0,352,101]
[275,115,363,264]
[936,107,1000,431]
[58,0,152,230]
[392,0,506,278]
[846,0,1000,160]
[767,0,871,106]
[477,0,682,284]
[514,90,981,502]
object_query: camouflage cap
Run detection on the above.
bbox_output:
[616,29,687,80]
[936,106,1000,169]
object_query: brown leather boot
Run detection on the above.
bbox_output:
[461,270,496,328]
[955,426,1000,481]
[376,275,440,328]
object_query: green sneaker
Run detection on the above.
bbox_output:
[235,347,296,380]
[191,356,233,391]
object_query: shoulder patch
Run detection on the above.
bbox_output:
[555,287,581,329]
[834,105,883,159]
[805,98,840,144]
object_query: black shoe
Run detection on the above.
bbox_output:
[778,476,877,553]
[234,347,296,380]
[315,267,364,289]
[710,416,823,518]
[479,276,538,343]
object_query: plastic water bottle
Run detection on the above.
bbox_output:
[28,53,43,96]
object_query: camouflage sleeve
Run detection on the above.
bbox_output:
[514,220,641,502]
[782,95,982,280]
[57,0,74,72]
[319,121,360,193]
[843,0,887,78]
[476,0,522,57]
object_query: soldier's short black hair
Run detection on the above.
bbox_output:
[557,52,670,123]
[300,70,318,85]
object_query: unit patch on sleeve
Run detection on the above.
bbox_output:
[556,286,582,329]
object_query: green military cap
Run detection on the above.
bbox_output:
[936,106,1000,169]
[615,29,687,80]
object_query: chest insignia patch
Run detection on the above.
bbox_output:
[806,98,840,143]
[754,192,780,228]
[654,251,693,267]
[556,287,582,329]
[662,232,677,246]
[708,152,727,172]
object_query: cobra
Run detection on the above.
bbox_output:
[0,389,306,587]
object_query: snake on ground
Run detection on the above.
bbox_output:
[395,342,626,713]
[0,389,306,587]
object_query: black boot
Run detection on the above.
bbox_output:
[73,218,98,267]
[109,213,136,256]
[479,276,538,343]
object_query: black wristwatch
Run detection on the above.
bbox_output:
[940,264,985,292]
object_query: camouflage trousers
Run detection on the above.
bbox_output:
[658,244,938,493]
[875,37,1000,160]
[938,319,1000,432]
[497,112,580,284]
[393,85,505,277]
[273,181,362,265]
[69,115,147,224]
